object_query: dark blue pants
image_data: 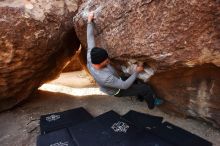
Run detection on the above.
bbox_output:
[115,82,155,109]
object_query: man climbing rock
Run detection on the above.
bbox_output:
[86,11,163,109]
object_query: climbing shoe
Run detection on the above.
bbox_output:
[154,98,164,106]
[144,96,155,110]
[137,95,144,102]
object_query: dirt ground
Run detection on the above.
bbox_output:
[0,71,219,146]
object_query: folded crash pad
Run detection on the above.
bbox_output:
[37,128,76,146]
[151,122,212,146]
[119,129,174,146]
[38,109,212,146]
[122,110,163,129]
[69,110,173,146]
[40,107,93,134]
[69,110,141,146]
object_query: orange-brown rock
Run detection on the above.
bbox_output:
[63,53,82,72]
[0,0,81,111]
[62,46,87,72]
[150,64,220,127]
[73,0,220,69]
[73,0,220,127]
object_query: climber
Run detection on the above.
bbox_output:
[86,11,163,109]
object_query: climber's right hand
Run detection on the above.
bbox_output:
[88,11,95,23]
[136,66,144,73]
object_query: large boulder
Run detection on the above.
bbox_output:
[0,0,80,111]
[73,0,220,127]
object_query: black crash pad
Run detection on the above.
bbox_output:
[119,130,174,146]
[40,107,93,134]
[122,110,163,129]
[69,110,141,146]
[37,128,76,146]
[38,109,212,146]
[151,122,212,146]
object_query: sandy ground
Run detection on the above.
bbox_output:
[0,71,219,146]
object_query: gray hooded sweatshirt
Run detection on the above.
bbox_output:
[87,22,138,95]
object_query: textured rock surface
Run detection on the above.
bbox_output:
[62,46,90,72]
[0,0,80,111]
[74,0,220,69]
[62,52,82,72]
[150,64,220,127]
[73,0,220,127]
